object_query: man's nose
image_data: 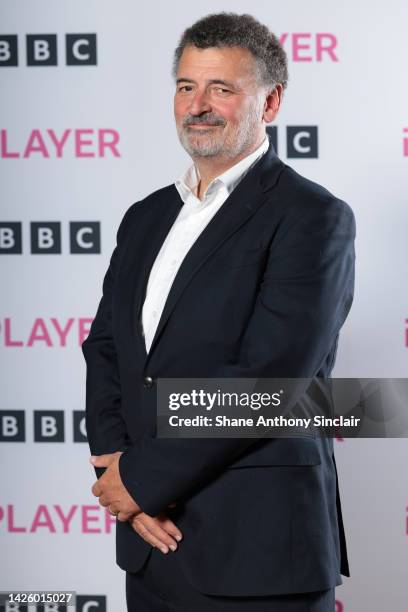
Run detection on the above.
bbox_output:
[188,89,212,115]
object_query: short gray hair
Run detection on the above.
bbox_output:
[172,12,289,91]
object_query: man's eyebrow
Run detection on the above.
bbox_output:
[208,79,236,89]
[176,78,236,89]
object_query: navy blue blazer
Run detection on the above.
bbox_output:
[82,143,355,596]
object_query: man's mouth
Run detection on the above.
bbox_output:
[185,124,223,129]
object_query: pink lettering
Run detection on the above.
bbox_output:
[99,129,120,157]
[30,504,56,533]
[292,33,312,62]
[7,504,26,533]
[1,504,120,533]
[335,600,344,612]
[1,129,122,158]
[405,319,408,346]
[316,33,338,62]
[279,33,338,62]
[23,129,49,158]
[4,318,23,347]
[27,318,52,346]
[79,318,93,345]
[54,504,78,533]
[50,317,75,346]
[82,505,101,533]
[75,129,95,158]
[279,33,288,46]
[403,129,408,157]
[47,129,71,157]
[1,130,20,158]
[105,509,117,533]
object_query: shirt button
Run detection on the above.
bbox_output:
[143,376,154,388]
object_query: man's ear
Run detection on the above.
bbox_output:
[263,84,283,123]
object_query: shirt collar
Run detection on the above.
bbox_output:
[175,135,270,204]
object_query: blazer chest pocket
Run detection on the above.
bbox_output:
[228,437,321,468]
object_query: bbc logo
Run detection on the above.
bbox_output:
[0,410,87,443]
[0,222,101,254]
[0,34,97,67]
[267,125,318,158]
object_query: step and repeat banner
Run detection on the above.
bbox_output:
[1,1,407,610]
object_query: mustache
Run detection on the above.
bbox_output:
[183,113,226,127]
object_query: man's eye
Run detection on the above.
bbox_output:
[178,85,193,92]
[214,87,231,94]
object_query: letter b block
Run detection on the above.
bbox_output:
[31,222,61,254]
[0,411,25,441]
[0,222,22,253]
[34,411,64,442]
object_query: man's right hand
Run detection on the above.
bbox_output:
[89,452,182,553]
[129,507,183,554]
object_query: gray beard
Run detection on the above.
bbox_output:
[178,127,226,158]
[177,104,261,161]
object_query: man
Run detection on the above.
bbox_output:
[82,12,355,612]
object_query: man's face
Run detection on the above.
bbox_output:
[174,45,267,161]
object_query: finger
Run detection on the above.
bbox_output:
[131,517,170,554]
[157,514,183,542]
[91,482,101,497]
[98,495,110,507]
[141,515,179,551]
[90,454,116,468]
[117,510,134,522]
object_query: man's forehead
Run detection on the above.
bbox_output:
[177,45,258,81]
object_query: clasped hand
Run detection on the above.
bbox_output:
[90,451,182,554]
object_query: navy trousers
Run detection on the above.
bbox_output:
[125,548,335,611]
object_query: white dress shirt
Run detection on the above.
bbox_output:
[141,136,270,354]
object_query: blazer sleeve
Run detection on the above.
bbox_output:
[81,203,139,479]
[118,195,356,515]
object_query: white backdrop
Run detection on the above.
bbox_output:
[1,1,408,610]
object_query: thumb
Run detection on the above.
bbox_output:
[90,453,118,467]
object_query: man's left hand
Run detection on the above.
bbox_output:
[90,452,141,522]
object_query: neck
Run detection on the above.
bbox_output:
[193,134,265,200]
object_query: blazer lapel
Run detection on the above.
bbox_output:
[134,144,285,364]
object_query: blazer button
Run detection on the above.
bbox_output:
[143,376,154,388]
